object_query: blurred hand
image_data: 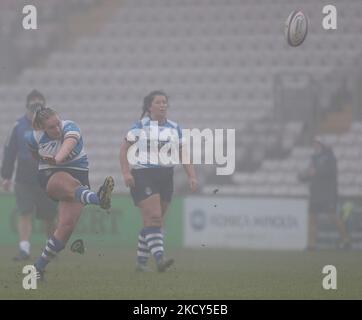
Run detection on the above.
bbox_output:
[42,155,57,166]
[123,172,135,188]
[2,179,11,191]
[189,176,198,192]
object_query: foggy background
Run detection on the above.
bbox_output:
[1,0,362,299]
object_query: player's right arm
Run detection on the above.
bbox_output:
[120,139,135,188]
[1,122,19,191]
[120,122,142,188]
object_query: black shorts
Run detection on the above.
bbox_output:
[38,168,90,190]
[308,199,337,214]
[130,167,174,206]
[14,182,58,220]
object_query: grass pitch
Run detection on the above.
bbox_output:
[0,245,362,300]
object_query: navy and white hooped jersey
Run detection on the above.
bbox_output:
[125,116,184,169]
[25,120,89,171]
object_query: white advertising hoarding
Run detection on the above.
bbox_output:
[184,197,308,250]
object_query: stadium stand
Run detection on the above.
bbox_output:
[0,0,362,195]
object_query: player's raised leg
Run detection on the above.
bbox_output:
[74,176,114,210]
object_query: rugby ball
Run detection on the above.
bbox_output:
[285,10,308,47]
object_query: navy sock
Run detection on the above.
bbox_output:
[143,227,164,263]
[75,186,100,205]
[137,229,150,265]
[35,236,65,271]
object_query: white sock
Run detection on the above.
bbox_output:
[19,241,30,254]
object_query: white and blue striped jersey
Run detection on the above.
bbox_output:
[126,116,183,169]
[25,120,89,171]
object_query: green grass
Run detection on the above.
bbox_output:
[1,245,362,299]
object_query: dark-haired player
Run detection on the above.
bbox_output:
[120,90,197,272]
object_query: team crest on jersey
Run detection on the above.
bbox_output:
[145,187,152,196]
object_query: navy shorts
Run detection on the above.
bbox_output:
[308,199,337,214]
[38,168,90,190]
[14,182,58,220]
[130,167,174,206]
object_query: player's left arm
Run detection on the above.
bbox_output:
[53,122,80,164]
[183,163,198,192]
[179,136,198,192]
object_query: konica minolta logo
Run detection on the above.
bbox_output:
[190,210,206,231]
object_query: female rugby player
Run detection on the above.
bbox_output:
[120,91,197,272]
[26,107,114,279]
